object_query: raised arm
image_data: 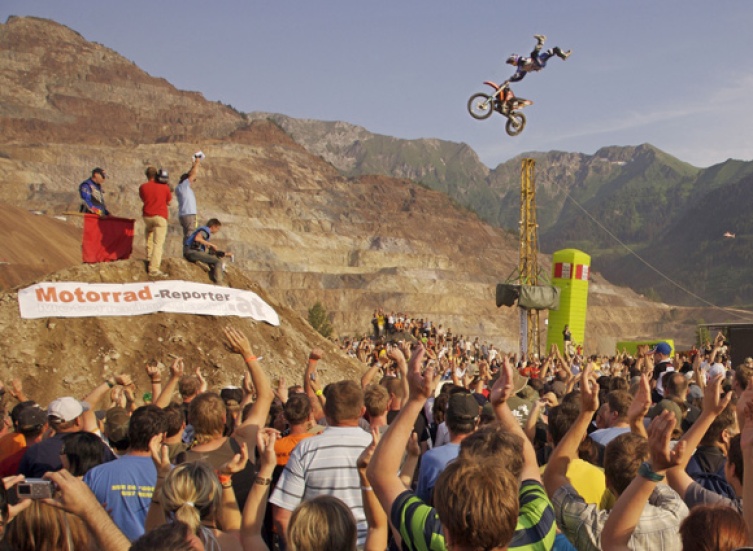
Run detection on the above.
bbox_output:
[543,362,599,497]
[368,344,434,515]
[303,348,325,422]
[240,429,276,551]
[601,411,685,551]
[665,373,732,499]
[539,352,554,381]
[187,156,201,181]
[217,442,249,532]
[490,355,541,482]
[154,358,184,408]
[399,432,421,488]
[524,399,545,444]
[144,360,163,403]
[83,374,132,431]
[225,327,274,429]
[627,374,651,438]
[357,428,389,551]
[361,361,382,389]
[85,374,132,409]
[195,365,208,394]
[388,347,409,408]
[145,434,171,532]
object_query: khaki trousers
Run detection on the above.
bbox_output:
[144,215,168,273]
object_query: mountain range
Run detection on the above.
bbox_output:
[257,113,753,307]
[0,14,749,370]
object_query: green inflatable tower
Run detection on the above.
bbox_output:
[546,249,591,354]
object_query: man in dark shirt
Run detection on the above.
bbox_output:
[19,397,114,478]
[79,167,110,216]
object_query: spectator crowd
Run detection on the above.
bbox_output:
[1,300,752,551]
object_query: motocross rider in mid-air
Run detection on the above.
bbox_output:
[507,34,571,83]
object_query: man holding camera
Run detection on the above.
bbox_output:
[184,218,232,285]
[175,151,205,239]
[139,166,172,278]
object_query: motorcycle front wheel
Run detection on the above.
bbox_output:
[505,112,527,136]
[467,93,494,120]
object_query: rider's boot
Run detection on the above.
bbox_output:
[553,46,571,60]
[534,34,547,45]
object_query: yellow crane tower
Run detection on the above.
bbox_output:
[519,158,540,356]
[495,158,559,357]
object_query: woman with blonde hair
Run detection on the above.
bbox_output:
[148,446,244,551]
[3,499,89,551]
[287,495,357,551]
[147,427,278,551]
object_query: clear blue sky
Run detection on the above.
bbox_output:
[3,1,751,168]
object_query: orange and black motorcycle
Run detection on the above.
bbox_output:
[467,80,533,136]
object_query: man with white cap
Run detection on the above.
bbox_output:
[18,396,89,478]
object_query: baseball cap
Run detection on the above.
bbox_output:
[91,167,106,178]
[687,384,703,401]
[648,342,672,356]
[48,397,89,423]
[17,405,47,431]
[10,401,38,427]
[709,362,726,379]
[446,391,480,424]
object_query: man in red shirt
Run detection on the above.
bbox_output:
[139,167,172,277]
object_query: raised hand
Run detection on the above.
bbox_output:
[224,326,254,358]
[256,428,279,472]
[273,376,289,404]
[628,374,652,422]
[579,362,600,413]
[219,442,249,475]
[145,360,162,381]
[647,410,686,472]
[407,344,434,402]
[489,355,514,407]
[169,357,185,378]
[148,434,171,477]
[703,373,732,417]
[357,428,380,471]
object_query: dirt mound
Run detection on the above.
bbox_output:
[0,257,363,408]
[0,203,82,290]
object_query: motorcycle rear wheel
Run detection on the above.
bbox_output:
[505,112,527,136]
[467,93,494,120]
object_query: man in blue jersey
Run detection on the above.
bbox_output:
[507,34,571,83]
[79,167,110,216]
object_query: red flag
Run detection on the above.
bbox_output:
[82,215,135,263]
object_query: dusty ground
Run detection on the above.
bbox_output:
[0,253,364,408]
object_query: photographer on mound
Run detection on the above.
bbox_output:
[183,218,233,286]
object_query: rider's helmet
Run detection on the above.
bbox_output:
[506,54,520,65]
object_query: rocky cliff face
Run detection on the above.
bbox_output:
[0,16,737,361]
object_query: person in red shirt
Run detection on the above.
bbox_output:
[519,360,541,379]
[139,166,172,277]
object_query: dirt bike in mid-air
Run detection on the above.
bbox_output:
[467,80,533,136]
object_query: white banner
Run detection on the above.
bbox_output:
[17,281,280,326]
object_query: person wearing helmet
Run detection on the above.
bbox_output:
[139,166,172,277]
[507,34,571,83]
